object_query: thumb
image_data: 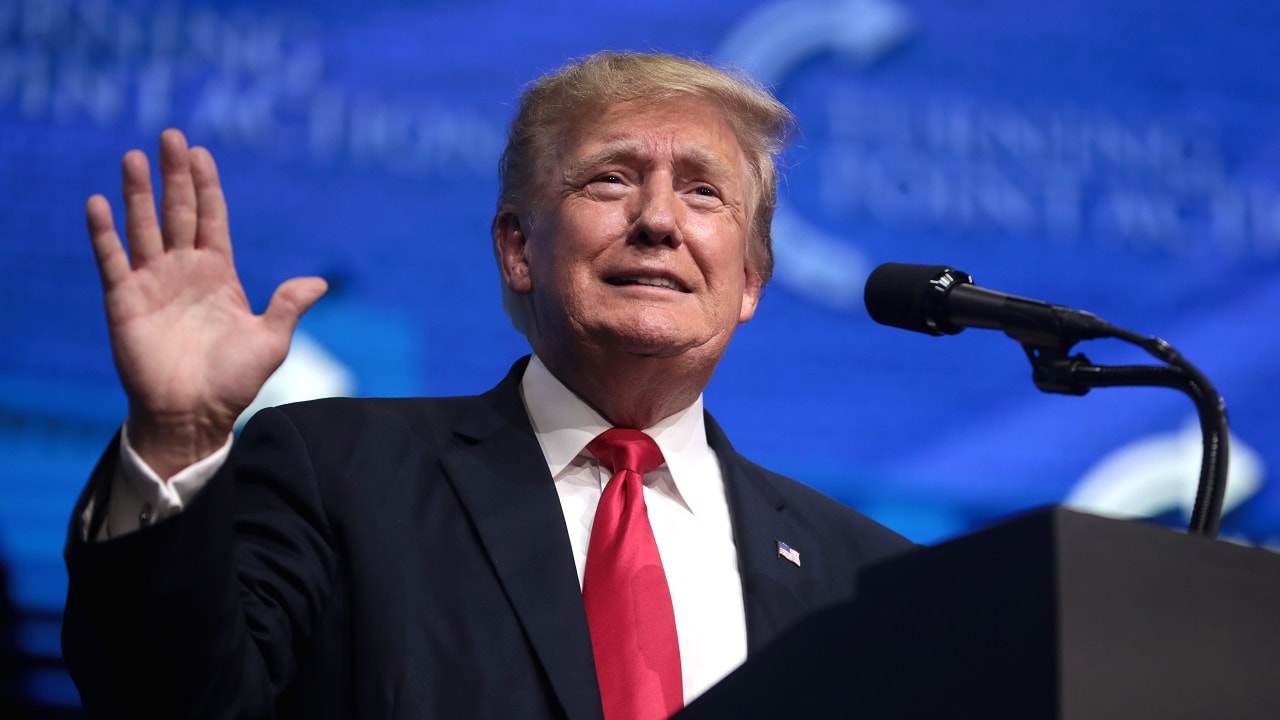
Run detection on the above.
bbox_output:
[263,276,329,337]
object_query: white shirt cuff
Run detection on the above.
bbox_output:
[82,424,234,542]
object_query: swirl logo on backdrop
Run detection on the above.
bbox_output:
[717,0,1272,539]
[1066,420,1263,527]
[717,0,914,310]
[719,0,1279,314]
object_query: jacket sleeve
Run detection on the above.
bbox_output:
[62,407,338,720]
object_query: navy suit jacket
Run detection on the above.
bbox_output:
[63,357,913,719]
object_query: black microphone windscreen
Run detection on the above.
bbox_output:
[863,262,971,335]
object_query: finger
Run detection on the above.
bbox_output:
[262,277,329,337]
[121,149,163,265]
[158,128,198,250]
[189,147,231,254]
[85,195,132,291]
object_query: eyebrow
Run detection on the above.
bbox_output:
[564,140,740,182]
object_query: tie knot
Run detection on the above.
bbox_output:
[587,428,665,477]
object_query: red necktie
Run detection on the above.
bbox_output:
[582,428,683,720]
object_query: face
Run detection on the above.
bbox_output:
[496,95,762,373]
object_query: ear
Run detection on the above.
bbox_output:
[738,267,763,324]
[494,209,533,294]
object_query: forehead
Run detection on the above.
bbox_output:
[553,96,750,178]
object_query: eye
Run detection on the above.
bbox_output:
[595,174,623,184]
[693,185,718,197]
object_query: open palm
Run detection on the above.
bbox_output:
[87,130,327,478]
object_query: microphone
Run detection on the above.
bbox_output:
[863,262,1113,345]
[863,262,1229,537]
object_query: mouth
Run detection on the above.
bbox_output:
[605,275,691,293]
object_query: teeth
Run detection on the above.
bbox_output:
[616,276,684,291]
[633,276,681,290]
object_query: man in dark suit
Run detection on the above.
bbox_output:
[64,52,913,719]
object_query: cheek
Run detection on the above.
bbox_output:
[697,227,751,283]
[554,214,622,267]
[527,231,594,302]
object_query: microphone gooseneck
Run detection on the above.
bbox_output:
[862,261,1228,537]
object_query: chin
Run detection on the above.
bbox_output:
[601,321,726,362]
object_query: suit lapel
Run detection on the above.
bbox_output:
[431,364,815,714]
[706,415,815,654]
[439,359,603,720]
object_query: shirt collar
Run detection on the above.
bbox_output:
[520,355,716,515]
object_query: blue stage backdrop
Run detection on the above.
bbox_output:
[1,0,1277,712]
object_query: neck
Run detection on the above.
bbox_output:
[534,347,715,430]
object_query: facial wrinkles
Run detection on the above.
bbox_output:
[613,148,745,297]
[516,98,766,376]
[567,131,745,201]
[536,105,760,236]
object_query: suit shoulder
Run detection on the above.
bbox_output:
[269,395,477,428]
[241,394,495,462]
[733,454,915,552]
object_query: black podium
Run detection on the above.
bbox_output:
[677,507,1280,719]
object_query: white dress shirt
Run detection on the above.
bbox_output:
[521,356,748,703]
[96,355,749,705]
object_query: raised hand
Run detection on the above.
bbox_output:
[87,129,328,479]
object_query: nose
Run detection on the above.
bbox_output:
[630,177,683,248]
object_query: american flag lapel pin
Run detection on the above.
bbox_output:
[776,540,801,567]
